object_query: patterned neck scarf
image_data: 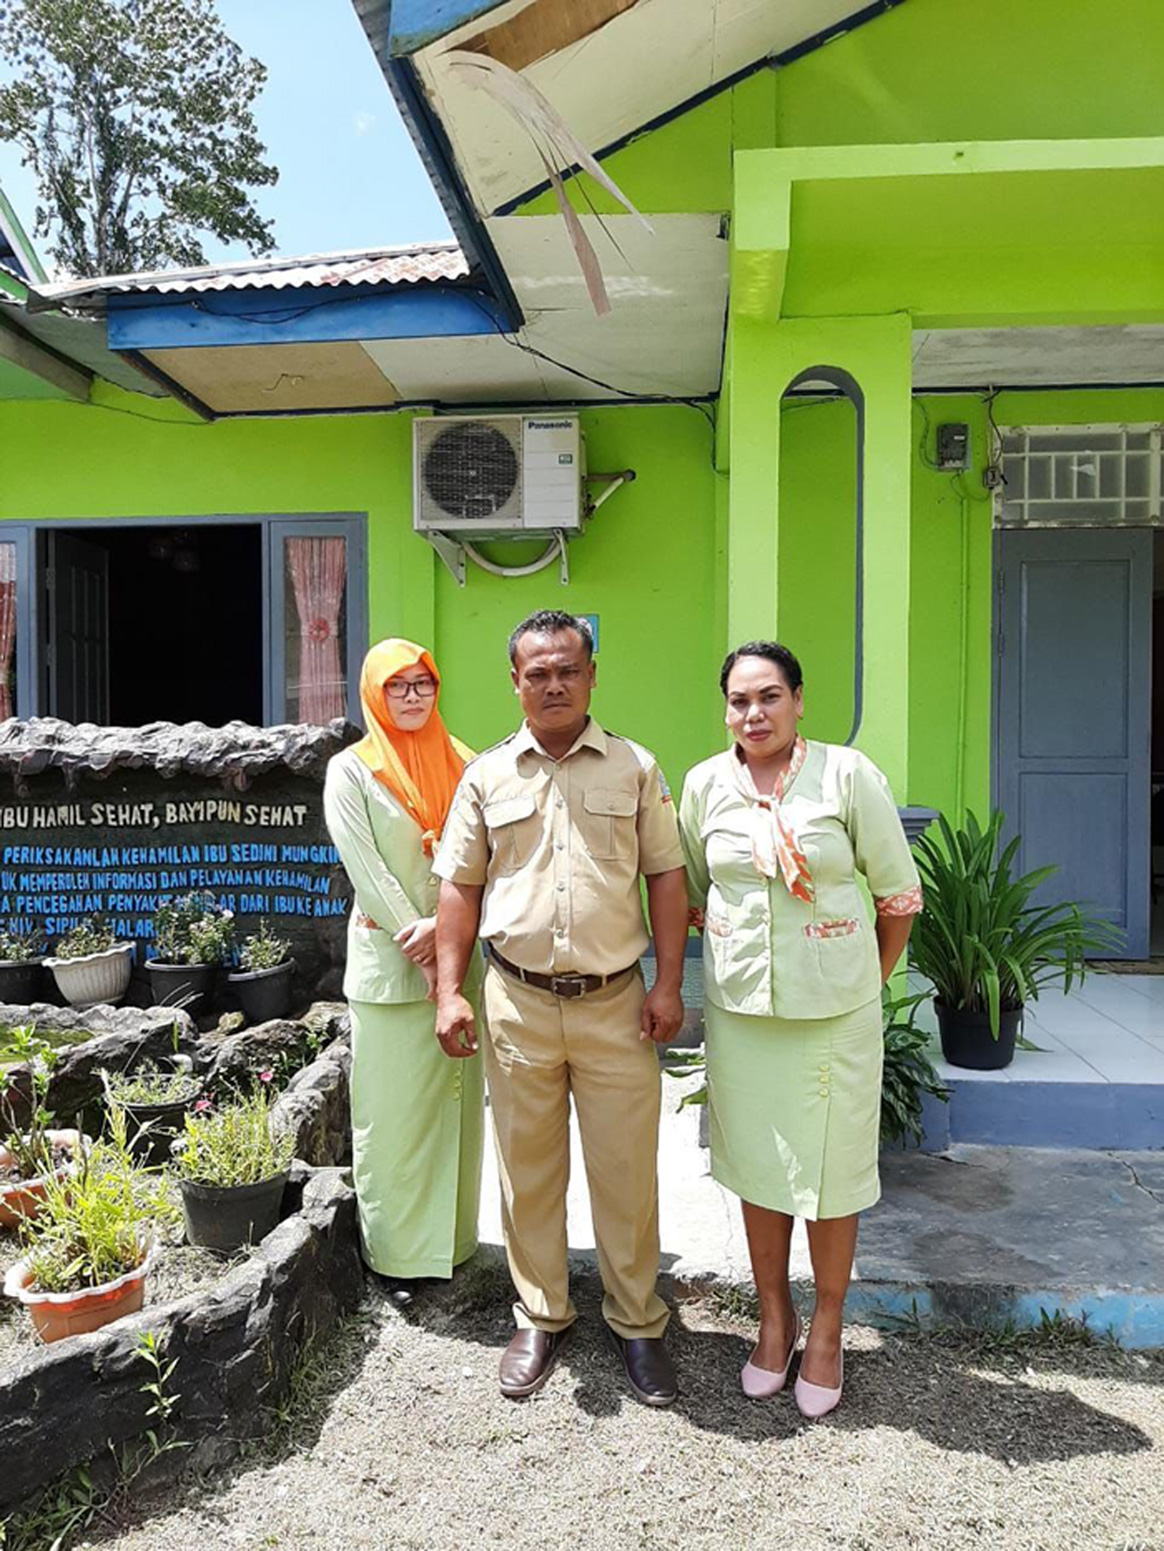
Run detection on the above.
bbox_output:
[732,735,814,903]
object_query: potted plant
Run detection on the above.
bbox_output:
[2,1113,161,1342]
[0,1027,82,1229]
[228,921,295,1024]
[146,891,235,1014]
[102,1060,202,1167]
[44,917,135,1009]
[911,810,1121,1070]
[0,924,48,1005]
[880,988,950,1147]
[172,1081,294,1252]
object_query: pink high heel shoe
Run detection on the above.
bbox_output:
[794,1348,844,1418]
[740,1314,801,1399]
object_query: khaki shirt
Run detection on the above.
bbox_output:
[323,749,483,1005]
[679,740,920,1020]
[433,718,685,976]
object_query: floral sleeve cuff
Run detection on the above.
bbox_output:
[874,885,923,917]
[687,906,706,931]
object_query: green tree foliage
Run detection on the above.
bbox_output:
[0,0,278,277]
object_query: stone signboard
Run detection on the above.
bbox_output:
[0,719,360,1002]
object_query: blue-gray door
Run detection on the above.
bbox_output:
[995,527,1151,959]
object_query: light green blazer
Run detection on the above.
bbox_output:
[324,748,481,1006]
[679,741,920,1021]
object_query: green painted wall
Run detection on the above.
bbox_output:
[776,0,1164,146]
[775,397,858,746]
[0,390,720,792]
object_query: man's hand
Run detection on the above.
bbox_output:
[435,992,479,1058]
[640,982,684,1044]
[394,916,437,965]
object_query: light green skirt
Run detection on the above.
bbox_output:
[349,999,485,1277]
[705,997,882,1221]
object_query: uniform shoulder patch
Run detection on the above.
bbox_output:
[462,730,520,770]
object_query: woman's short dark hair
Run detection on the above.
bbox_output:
[719,641,803,696]
[508,610,594,665]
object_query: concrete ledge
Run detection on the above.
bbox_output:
[918,1080,1164,1151]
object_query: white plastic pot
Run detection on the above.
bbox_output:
[43,942,135,1009]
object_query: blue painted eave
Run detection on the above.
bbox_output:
[106,282,507,351]
[387,0,509,56]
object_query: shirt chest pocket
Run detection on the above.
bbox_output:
[484,794,540,876]
[580,786,638,860]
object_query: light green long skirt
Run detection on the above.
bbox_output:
[705,996,883,1221]
[349,998,485,1277]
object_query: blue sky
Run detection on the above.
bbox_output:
[0,0,454,272]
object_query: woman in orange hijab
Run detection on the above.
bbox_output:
[324,639,484,1300]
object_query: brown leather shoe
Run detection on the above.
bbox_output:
[498,1327,570,1399]
[609,1331,678,1407]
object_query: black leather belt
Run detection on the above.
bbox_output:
[487,944,637,1000]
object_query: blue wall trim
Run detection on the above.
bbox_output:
[106,285,509,351]
[388,0,507,55]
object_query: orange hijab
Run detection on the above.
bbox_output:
[352,639,472,856]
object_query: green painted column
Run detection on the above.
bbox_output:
[725,312,913,794]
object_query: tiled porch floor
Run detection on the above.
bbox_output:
[916,972,1164,1084]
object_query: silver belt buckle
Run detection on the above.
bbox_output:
[550,974,587,999]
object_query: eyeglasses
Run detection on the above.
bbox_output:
[386,677,437,701]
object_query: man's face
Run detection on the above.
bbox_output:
[511,629,595,738]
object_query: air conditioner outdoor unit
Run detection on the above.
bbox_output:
[413,414,585,536]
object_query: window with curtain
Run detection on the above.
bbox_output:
[284,535,348,724]
[0,543,16,720]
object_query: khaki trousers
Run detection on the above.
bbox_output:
[481,962,669,1340]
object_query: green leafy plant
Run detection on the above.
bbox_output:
[152,891,235,966]
[54,916,118,960]
[18,1109,168,1293]
[880,988,950,1148]
[0,1026,62,1183]
[172,1084,293,1188]
[239,920,292,973]
[0,924,44,963]
[102,1063,201,1107]
[911,810,1122,1038]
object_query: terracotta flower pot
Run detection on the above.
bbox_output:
[0,1128,83,1231]
[3,1234,156,1343]
[44,943,135,1009]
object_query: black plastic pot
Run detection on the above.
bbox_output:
[0,958,47,1005]
[179,1170,289,1252]
[120,1091,201,1166]
[227,960,295,1024]
[935,1001,1020,1070]
[145,960,218,1014]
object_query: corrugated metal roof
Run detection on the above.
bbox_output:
[29,242,471,313]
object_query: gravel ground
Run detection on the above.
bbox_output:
[30,1256,1164,1551]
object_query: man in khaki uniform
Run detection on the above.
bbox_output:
[434,609,688,1405]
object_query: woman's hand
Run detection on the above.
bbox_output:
[394,916,437,966]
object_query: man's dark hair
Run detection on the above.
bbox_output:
[508,610,594,665]
[719,640,803,696]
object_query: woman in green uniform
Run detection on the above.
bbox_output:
[679,642,921,1417]
[324,638,483,1299]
